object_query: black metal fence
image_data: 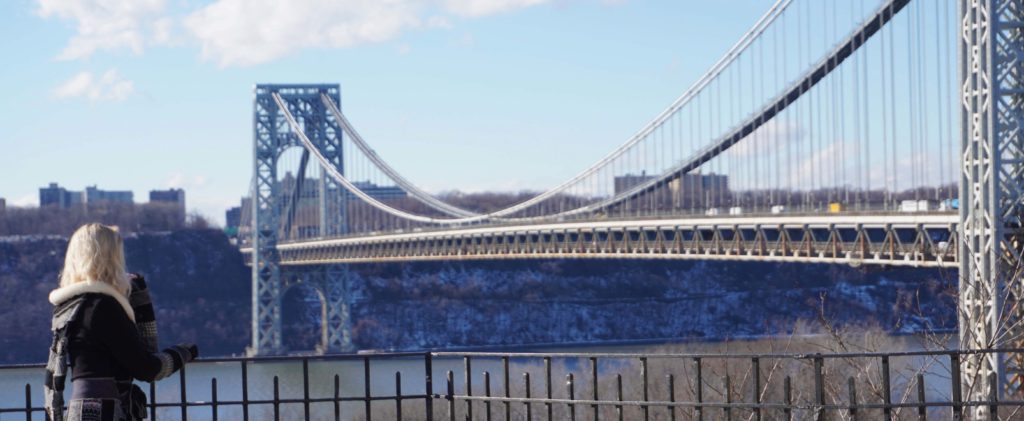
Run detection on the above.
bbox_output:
[2,348,1023,420]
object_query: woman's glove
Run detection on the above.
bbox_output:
[128,273,159,352]
[166,343,199,365]
[153,343,199,381]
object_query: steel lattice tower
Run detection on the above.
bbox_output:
[960,0,1024,411]
[251,84,350,355]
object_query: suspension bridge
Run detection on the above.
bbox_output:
[236,0,1024,414]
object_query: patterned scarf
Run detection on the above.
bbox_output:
[44,295,86,421]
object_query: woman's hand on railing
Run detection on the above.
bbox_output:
[167,343,199,364]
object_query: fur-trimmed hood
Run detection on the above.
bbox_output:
[48,281,135,322]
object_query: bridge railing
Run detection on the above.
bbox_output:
[259,208,959,248]
[2,348,1022,420]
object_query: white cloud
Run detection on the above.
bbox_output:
[35,0,561,67]
[36,0,169,60]
[425,16,453,29]
[788,139,859,190]
[53,69,135,101]
[164,172,207,189]
[727,120,805,157]
[164,173,185,189]
[443,0,548,17]
[184,0,426,67]
[184,0,551,67]
[151,16,175,45]
[11,194,37,207]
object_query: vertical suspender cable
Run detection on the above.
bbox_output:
[784,9,792,207]
[880,5,890,209]
[945,0,954,201]
[933,0,945,201]
[913,0,921,202]
[888,0,897,208]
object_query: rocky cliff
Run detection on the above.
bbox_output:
[341,260,956,351]
[0,230,250,363]
[0,230,956,363]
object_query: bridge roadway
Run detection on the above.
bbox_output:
[242,212,959,268]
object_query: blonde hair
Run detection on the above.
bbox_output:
[60,223,129,295]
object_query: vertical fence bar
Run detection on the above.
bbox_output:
[567,373,576,421]
[783,376,792,421]
[667,374,676,421]
[483,371,492,421]
[591,357,599,421]
[641,357,649,421]
[848,377,858,421]
[988,373,998,419]
[334,374,341,421]
[501,356,510,421]
[724,375,732,421]
[364,356,372,421]
[303,359,311,421]
[950,353,963,421]
[545,357,553,421]
[24,384,30,421]
[916,373,926,421]
[465,357,473,421]
[881,356,891,420]
[447,371,455,421]
[752,357,761,421]
[426,353,434,421]
[150,380,158,421]
[524,373,532,421]
[694,357,703,421]
[396,371,403,421]
[211,378,218,421]
[241,361,249,421]
[180,364,188,421]
[814,356,825,421]
[616,374,624,421]
[273,376,281,421]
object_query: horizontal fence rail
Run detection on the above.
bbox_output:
[2,348,1023,420]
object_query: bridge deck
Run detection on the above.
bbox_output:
[242,213,959,268]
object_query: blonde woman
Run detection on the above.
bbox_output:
[44,223,198,421]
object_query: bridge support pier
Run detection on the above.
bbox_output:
[959,0,1024,410]
[279,265,354,354]
[321,264,353,353]
[250,84,346,356]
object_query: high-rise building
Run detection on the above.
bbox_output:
[85,185,133,205]
[351,181,407,200]
[40,183,82,208]
[149,188,186,222]
[149,188,184,205]
[225,206,242,231]
[673,173,729,206]
[612,172,729,209]
[613,172,655,194]
[40,183,134,208]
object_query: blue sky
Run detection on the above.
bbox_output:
[1,0,786,224]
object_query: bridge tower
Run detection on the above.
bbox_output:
[959,0,1024,406]
[250,84,351,355]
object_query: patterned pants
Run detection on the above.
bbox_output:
[65,398,127,421]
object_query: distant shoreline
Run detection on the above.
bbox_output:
[353,329,960,356]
